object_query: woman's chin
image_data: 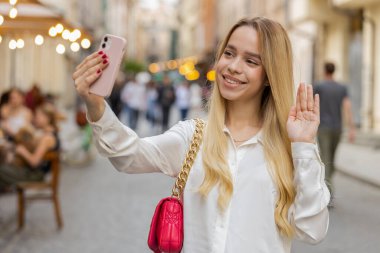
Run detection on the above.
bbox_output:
[220,90,241,101]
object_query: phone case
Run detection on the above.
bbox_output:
[89,34,126,97]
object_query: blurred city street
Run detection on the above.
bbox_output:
[1,107,380,253]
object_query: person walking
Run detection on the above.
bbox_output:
[145,80,160,133]
[175,80,191,121]
[72,17,330,253]
[313,62,356,196]
[157,74,175,132]
[120,76,146,130]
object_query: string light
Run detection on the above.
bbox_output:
[62,29,70,40]
[55,23,64,33]
[70,42,80,52]
[49,26,57,37]
[81,38,91,49]
[9,7,17,19]
[35,35,44,45]
[16,38,24,48]
[0,15,4,25]
[9,39,17,50]
[56,44,65,54]
[72,29,81,40]
[9,0,18,5]
[69,31,77,42]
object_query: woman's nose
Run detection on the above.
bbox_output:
[227,58,243,74]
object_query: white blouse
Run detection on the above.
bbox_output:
[89,102,330,253]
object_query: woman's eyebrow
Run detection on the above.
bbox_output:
[225,44,261,60]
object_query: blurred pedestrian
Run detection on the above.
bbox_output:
[120,75,146,130]
[175,80,191,121]
[108,76,124,118]
[145,80,159,131]
[73,17,330,253]
[157,74,175,132]
[0,88,33,139]
[313,62,356,196]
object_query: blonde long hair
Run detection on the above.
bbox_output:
[199,17,296,237]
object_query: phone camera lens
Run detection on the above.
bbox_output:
[104,36,108,42]
[102,43,106,48]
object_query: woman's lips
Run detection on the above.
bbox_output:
[222,74,246,88]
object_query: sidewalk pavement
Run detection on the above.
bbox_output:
[335,135,380,188]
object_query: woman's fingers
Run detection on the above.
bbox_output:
[75,61,109,89]
[314,94,320,118]
[296,83,302,113]
[73,53,107,81]
[307,84,314,111]
[300,83,307,111]
[288,105,296,121]
[76,51,104,71]
[75,67,103,96]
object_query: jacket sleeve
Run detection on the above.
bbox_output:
[88,101,195,177]
[289,142,330,244]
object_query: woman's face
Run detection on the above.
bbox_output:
[34,109,48,128]
[9,90,24,107]
[215,26,266,103]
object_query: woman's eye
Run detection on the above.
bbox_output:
[223,51,233,57]
[247,59,258,65]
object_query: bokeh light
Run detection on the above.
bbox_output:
[56,44,65,54]
[81,38,91,49]
[55,23,64,33]
[72,29,81,40]
[70,42,80,52]
[35,35,44,45]
[9,7,17,19]
[148,63,160,73]
[207,70,216,81]
[16,39,24,48]
[9,39,17,50]
[49,26,57,37]
[62,29,70,40]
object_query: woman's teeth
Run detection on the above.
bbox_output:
[225,77,242,84]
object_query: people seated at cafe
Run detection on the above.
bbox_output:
[0,103,60,192]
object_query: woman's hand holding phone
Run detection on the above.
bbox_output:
[72,51,110,122]
[73,34,126,122]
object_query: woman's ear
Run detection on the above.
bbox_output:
[263,77,270,87]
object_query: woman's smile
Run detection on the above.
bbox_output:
[222,74,247,89]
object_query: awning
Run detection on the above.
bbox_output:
[0,0,91,39]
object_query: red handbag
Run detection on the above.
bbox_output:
[148,119,205,253]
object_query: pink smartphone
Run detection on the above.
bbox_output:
[89,34,126,97]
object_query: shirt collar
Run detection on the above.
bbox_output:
[223,125,263,145]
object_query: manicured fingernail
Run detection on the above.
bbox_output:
[98,51,104,55]
[102,54,107,59]
[97,69,101,74]
[103,60,108,64]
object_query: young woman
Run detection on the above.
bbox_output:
[0,88,33,139]
[72,17,330,253]
[0,104,60,189]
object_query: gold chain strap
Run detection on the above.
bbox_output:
[172,118,205,198]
